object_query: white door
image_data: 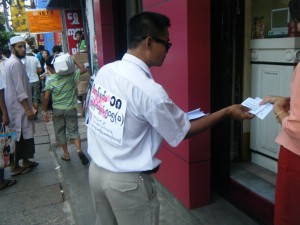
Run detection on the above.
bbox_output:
[250,63,293,172]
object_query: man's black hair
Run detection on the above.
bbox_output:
[75,30,85,40]
[52,45,62,54]
[45,55,55,70]
[127,11,171,49]
[38,45,45,51]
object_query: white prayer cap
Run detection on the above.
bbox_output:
[10,36,25,45]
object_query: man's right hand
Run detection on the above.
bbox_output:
[2,113,10,126]
[25,109,35,120]
[227,104,255,121]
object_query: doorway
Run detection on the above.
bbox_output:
[211,0,278,224]
[210,0,245,195]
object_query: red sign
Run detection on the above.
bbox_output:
[64,9,84,55]
[53,32,62,46]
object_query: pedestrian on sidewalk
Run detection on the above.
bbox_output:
[87,12,254,225]
[24,44,42,120]
[3,36,38,176]
[0,63,16,190]
[42,55,89,165]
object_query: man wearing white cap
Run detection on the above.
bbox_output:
[3,36,38,176]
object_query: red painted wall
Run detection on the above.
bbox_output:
[144,0,211,209]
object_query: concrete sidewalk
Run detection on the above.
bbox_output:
[0,112,260,225]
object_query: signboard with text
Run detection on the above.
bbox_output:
[27,10,63,33]
[10,0,28,32]
[64,9,84,55]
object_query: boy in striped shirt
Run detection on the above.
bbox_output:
[42,55,89,165]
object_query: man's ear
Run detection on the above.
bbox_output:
[145,36,153,50]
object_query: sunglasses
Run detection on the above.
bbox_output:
[141,35,172,53]
[151,36,172,53]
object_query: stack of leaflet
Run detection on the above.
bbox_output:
[187,108,208,120]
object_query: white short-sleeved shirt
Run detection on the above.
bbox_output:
[87,53,191,172]
[0,72,6,90]
[0,57,6,83]
[24,55,41,83]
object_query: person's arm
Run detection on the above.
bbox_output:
[260,96,290,124]
[185,104,254,139]
[0,89,9,126]
[20,98,34,120]
[37,67,42,74]
[36,60,43,74]
[42,90,51,122]
[72,57,87,75]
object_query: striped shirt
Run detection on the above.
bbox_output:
[44,70,80,110]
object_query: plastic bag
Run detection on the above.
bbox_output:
[53,53,76,75]
[0,127,17,168]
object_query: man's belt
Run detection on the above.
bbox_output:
[141,166,160,174]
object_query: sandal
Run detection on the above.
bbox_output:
[61,156,71,161]
[11,167,32,177]
[0,179,17,190]
[78,151,89,165]
[28,161,39,169]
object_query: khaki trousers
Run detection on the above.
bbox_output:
[89,161,160,225]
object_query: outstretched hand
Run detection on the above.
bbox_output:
[227,104,255,121]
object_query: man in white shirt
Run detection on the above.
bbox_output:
[87,12,254,225]
[4,36,37,176]
[24,44,42,119]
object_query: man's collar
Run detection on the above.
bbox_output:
[122,53,153,79]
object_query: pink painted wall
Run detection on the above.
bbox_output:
[144,0,211,209]
[93,0,116,67]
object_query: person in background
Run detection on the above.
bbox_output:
[2,48,11,59]
[4,36,38,176]
[35,45,44,63]
[87,12,254,225]
[24,44,42,120]
[42,55,89,165]
[75,31,87,52]
[32,49,39,57]
[0,72,16,190]
[39,49,50,90]
[0,48,7,82]
[52,45,63,56]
